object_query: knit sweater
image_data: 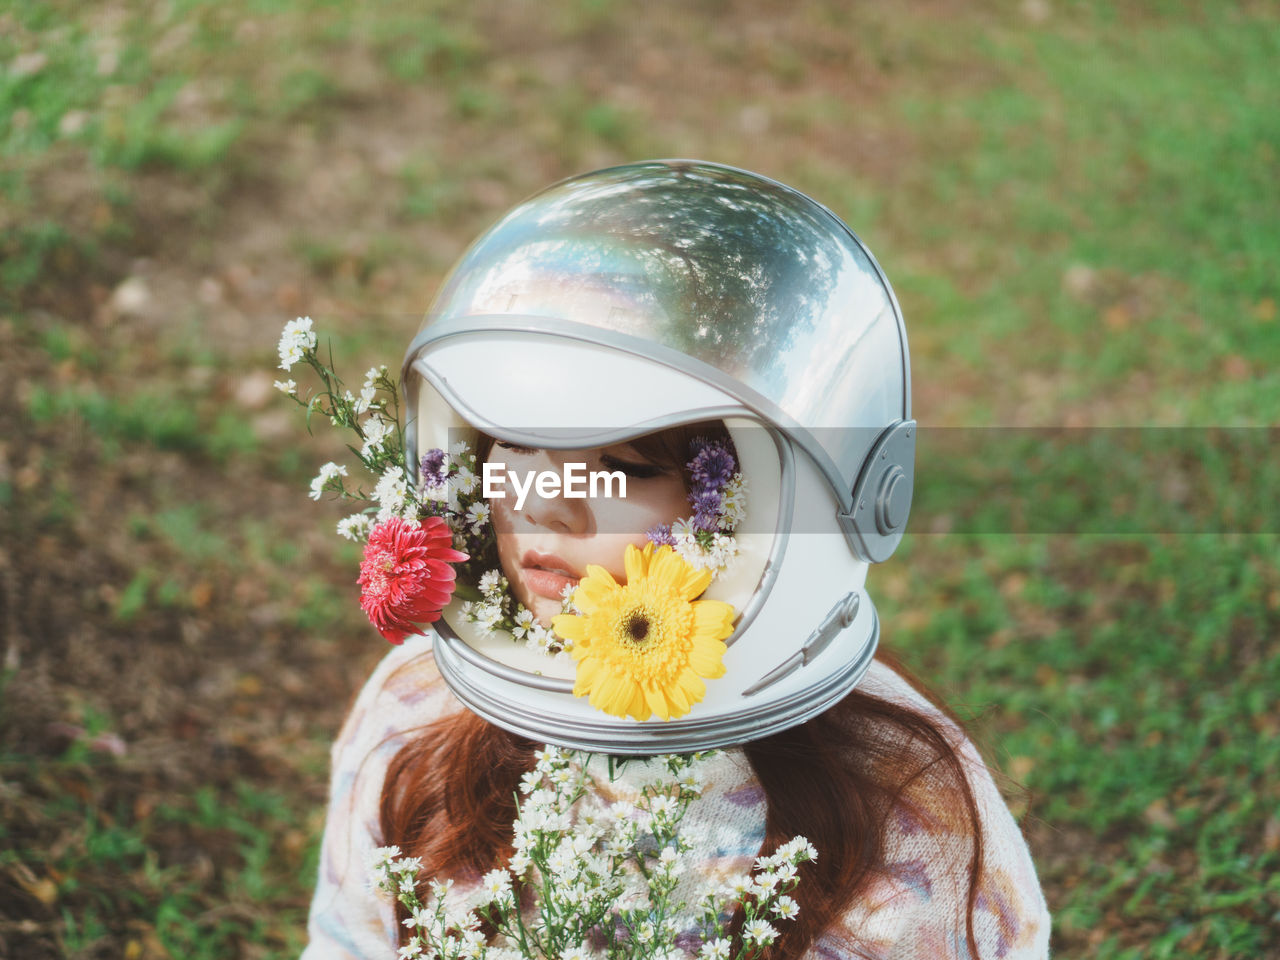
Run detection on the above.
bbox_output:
[302,634,1050,959]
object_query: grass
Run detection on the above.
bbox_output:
[1,736,317,959]
[872,533,1280,956]
[2,1,1278,957]
[878,6,1280,424]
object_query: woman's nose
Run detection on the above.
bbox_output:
[518,452,590,535]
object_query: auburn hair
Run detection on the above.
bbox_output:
[378,647,985,959]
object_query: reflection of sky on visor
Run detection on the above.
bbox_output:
[462,239,669,334]
[775,261,894,422]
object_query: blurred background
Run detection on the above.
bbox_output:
[1,1,1277,957]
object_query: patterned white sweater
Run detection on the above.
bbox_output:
[302,634,1050,959]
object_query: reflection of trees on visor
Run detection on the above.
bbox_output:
[435,163,846,368]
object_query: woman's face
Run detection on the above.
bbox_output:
[485,440,689,627]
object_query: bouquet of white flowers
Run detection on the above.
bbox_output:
[371,748,814,960]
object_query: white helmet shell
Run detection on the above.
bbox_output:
[402,160,915,753]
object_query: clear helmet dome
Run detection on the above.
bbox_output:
[401,160,916,753]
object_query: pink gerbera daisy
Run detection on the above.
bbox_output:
[357,516,468,644]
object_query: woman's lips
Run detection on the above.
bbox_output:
[520,551,581,601]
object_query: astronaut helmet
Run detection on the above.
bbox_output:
[401,160,915,754]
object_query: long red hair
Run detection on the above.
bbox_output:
[378,647,986,959]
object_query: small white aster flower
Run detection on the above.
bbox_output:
[562,946,592,960]
[678,769,705,794]
[720,475,748,528]
[402,904,431,929]
[390,856,422,875]
[474,602,504,631]
[670,517,696,540]
[754,871,780,894]
[430,877,454,900]
[744,918,777,944]
[534,745,561,770]
[448,439,470,458]
[604,836,631,857]
[725,873,753,898]
[548,845,580,879]
[526,623,552,653]
[673,532,715,571]
[708,532,739,570]
[276,316,316,370]
[397,936,424,959]
[309,461,347,501]
[524,791,555,816]
[337,513,373,541]
[647,795,675,817]
[350,385,376,415]
[782,836,818,862]
[273,379,296,395]
[773,894,800,920]
[699,938,731,960]
[478,569,503,597]
[453,910,482,933]
[480,868,512,902]
[368,844,401,872]
[608,800,635,821]
[635,921,655,944]
[453,464,477,494]
[511,607,534,639]
[518,769,541,795]
[361,415,396,457]
[374,465,410,520]
[456,931,485,959]
[466,501,491,533]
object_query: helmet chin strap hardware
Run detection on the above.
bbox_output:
[840,419,917,564]
[741,591,861,696]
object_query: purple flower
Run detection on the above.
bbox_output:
[419,448,448,489]
[646,523,676,547]
[689,490,723,531]
[688,439,737,492]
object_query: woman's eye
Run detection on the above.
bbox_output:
[494,441,539,455]
[600,455,665,479]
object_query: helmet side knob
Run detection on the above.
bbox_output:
[842,420,917,563]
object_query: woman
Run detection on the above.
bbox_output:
[302,161,1050,959]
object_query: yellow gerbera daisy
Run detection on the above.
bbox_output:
[551,542,735,721]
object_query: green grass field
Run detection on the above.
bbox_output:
[2,1,1277,957]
